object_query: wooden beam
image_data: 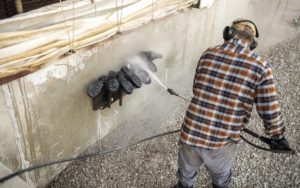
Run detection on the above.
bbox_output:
[15,0,23,14]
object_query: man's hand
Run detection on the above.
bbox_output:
[269,136,292,151]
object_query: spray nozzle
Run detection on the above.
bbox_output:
[167,88,190,103]
[167,88,179,96]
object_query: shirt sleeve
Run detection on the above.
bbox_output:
[254,64,285,137]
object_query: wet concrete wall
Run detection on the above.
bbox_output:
[0,0,299,187]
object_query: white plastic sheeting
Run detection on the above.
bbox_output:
[0,0,197,85]
[200,0,214,9]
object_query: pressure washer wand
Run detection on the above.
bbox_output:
[167,88,190,103]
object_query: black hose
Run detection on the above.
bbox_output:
[0,129,180,183]
[240,135,295,154]
[240,135,277,152]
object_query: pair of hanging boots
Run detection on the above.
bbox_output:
[86,51,163,110]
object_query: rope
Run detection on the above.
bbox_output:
[70,1,76,53]
[114,0,121,33]
[120,0,124,30]
[93,0,97,17]
[59,0,72,51]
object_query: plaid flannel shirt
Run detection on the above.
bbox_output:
[180,37,285,149]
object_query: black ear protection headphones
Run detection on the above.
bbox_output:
[223,19,259,50]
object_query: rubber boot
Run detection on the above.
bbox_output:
[172,181,193,188]
[212,183,228,188]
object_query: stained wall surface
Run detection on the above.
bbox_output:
[0,0,299,187]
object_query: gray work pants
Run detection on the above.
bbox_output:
[177,143,236,188]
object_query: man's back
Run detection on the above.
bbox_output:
[180,37,284,149]
[174,19,290,188]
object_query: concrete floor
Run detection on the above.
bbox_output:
[48,33,300,188]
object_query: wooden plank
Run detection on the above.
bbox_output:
[15,0,24,14]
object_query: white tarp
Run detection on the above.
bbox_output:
[0,0,198,84]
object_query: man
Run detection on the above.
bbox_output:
[174,19,291,188]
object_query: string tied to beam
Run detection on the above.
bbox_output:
[59,0,76,55]
[115,0,123,34]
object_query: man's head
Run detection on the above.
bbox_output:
[223,19,259,50]
[232,19,258,38]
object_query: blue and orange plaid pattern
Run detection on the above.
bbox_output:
[180,36,285,149]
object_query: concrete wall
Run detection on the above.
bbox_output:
[0,0,299,187]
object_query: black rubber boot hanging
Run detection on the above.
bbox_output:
[117,71,134,94]
[107,71,120,108]
[121,66,142,88]
[127,64,151,85]
[139,51,163,72]
[140,51,163,61]
[136,68,151,85]
[87,78,104,98]
[91,76,109,110]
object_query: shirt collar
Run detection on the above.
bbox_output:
[225,35,251,49]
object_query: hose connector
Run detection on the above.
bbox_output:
[167,88,179,96]
[167,88,190,102]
